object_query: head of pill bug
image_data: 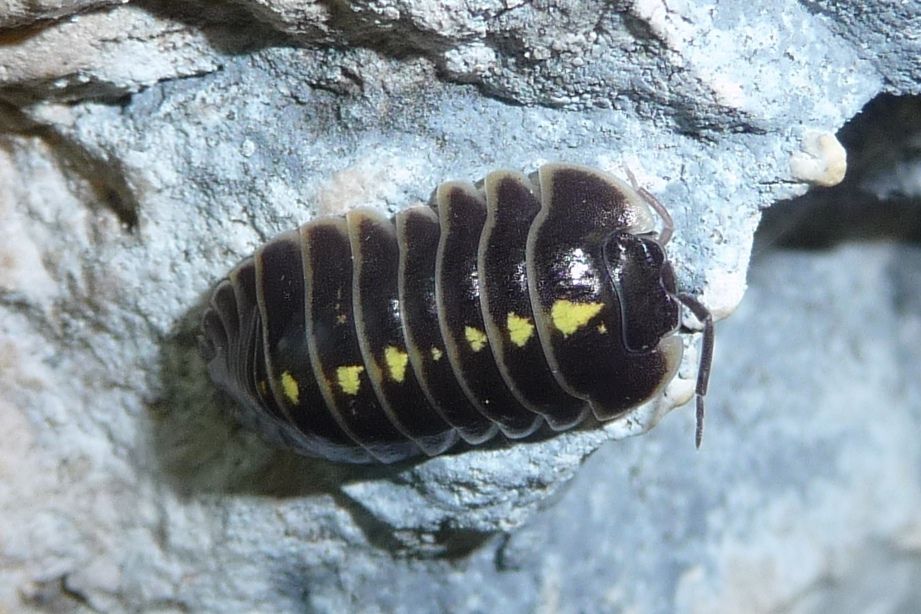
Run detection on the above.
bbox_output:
[602,231,681,353]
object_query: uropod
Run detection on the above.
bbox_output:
[199,163,714,464]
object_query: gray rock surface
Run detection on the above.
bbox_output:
[0,0,125,29]
[1,1,919,611]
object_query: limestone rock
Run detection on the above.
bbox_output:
[1,1,919,611]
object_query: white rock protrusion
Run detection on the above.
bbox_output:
[790,130,848,187]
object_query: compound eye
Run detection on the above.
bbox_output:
[603,233,681,352]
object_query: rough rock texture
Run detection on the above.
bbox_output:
[1,1,920,612]
[0,0,126,29]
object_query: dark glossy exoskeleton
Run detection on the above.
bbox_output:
[199,163,714,463]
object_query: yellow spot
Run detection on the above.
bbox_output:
[506,313,535,347]
[280,371,299,404]
[550,300,604,337]
[597,323,607,334]
[464,326,488,352]
[431,347,443,361]
[336,365,365,395]
[336,313,348,325]
[384,346,409,383]
[258,380,269,397]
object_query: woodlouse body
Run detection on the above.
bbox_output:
[200,163,713,464]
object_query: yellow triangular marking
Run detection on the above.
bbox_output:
[281,371,299,404]
[506,313,535,347]
[336,365,365,395]
[464,326,488,352]
[550,300,604,337]
[384,346,409,383]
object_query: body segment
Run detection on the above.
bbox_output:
[200,164,713,463]
[478,171,588,430]
[435,182,543,438]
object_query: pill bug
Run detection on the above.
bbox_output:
[199,163,714,464]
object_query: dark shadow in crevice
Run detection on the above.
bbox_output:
[755,94,921,254]
[328,489,496,559]
[0,101,141,231]
[134,0,296,56]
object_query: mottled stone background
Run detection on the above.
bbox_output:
[1,1,919,612]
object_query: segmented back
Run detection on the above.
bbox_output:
[199,163,712,463]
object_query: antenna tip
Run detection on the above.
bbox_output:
[695,395,705,449]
